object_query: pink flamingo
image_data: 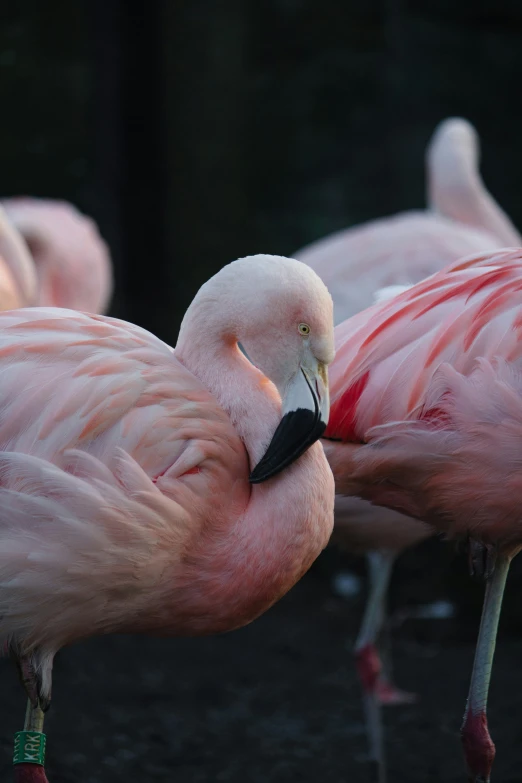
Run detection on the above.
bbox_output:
[2,254,334,782]
[0,206,37,310]
[293,117,520,777]
[2,198,113,313]
[323,247,522,783]
[296,117,520,323]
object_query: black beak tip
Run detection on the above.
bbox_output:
[248,409,326,484]
[248,467,267,485]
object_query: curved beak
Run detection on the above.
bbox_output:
[249,358,329,484]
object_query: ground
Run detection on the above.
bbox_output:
[1,539,522,783]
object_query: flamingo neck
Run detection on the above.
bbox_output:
[427,141,521,246]
[189,450,332,634]
[0,206,38,305]
[176,318,282,469]
[173,320,334,634]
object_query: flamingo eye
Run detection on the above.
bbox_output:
[298,323,310,336]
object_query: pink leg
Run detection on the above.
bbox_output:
[14,765,49,783]
[17,658,40,709]
[13,693,49,782]
[12,651,52,714]
[461,551,512,783]
[353,552,394,783]
[355,552,415,707]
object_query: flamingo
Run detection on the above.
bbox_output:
[295,118,520,322]
[293,117,521,777]
[1,254,334,782]
[0,207,37,311]
[323,247,522,783]
[2,198,113,313]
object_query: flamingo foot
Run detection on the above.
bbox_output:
[14,765,49,783]
[374,677,417,706]
[461,709,495,783]
[355,644,416,705]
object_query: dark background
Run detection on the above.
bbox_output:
[1,1,522,781]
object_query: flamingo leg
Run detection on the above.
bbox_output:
[361,689,386,783]
[13,701,48,783]
[461,551,512,783]
[376,605,417,706]
[10,650,51,783]
[355,550,415,704]
[354,551,394,783]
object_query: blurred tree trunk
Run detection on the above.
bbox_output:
[165,0,250,335]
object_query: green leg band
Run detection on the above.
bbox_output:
[13,730,46,766]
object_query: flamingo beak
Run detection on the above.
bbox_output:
[249,359,329,483]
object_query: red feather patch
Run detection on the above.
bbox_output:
[325,370,369,441]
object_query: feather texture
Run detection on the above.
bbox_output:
[0,255,335,697]
[325,249,522,550]
[2,198,112,313]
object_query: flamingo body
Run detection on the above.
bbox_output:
[295,118,521,325]
[295,118,520,778]
[325,248,522,549]
[296,119,521,549]
[323,247,522,781]
[2,198,113,313]
[0,255,335,712]
[296,211,502,323]
[332,496,430,554]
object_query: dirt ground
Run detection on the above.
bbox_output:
[1,539,522,783]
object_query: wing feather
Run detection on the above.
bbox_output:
[0,308,248,650]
